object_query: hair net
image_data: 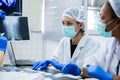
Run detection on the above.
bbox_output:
[108,0,120,18]
[62,7,85,22]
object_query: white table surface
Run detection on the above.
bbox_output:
[0,66,98,80]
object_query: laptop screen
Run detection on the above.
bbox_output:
[0,16,30,41]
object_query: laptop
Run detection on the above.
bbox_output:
[7,41,34,66]
[3,16,34,66]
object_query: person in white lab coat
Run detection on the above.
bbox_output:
[32,7,100,76]
[52,7,100,67]
[83,0,120,80]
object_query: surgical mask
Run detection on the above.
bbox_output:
[97,19,116,38]
[62,26,77,38]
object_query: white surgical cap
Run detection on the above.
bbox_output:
[108,0,120,18]
[62,7,85,22]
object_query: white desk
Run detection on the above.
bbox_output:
[0,65,98,80]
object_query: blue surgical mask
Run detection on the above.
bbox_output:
[62,26,77,38]
[97,22,112,38]
[97,19,117,38]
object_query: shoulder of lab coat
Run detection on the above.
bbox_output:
[83,37,116,68]
[79,35,99,65]
[81,34,101,57]
[52,34,101,64]
[51,37,70,62]
[75,34,100,56]
[71,34,100,67]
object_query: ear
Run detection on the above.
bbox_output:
[78,22,84,29]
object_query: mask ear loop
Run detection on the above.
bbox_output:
[111,25,119,31]
[106,18,118,32]
[107,18,117,25]
[111,19,120,31]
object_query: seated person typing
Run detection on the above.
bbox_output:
[32,7,100,76]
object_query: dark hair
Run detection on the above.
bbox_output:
[105,1,118,19]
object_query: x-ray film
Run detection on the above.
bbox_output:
[0,16,30,41]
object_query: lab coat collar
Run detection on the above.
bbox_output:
[104,37,118,71]
[77,34,88,48]
[70,34,89,62]
[66,34,88,48]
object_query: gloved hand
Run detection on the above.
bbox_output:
[0,34,7,53]
[0,10,6,19]
[62,62,81,76]
[87,65,114,80]
[32,60,50,70]
[47,59,64,70]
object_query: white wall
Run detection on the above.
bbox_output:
[22,0,43,31]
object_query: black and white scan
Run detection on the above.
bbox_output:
[0,16,30,41]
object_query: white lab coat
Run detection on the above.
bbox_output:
[83,37,120,75]
[52,34,100,67]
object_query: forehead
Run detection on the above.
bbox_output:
[100,3,113,19]
[62,16,76,22]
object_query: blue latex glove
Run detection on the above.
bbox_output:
[0,34,7,53]
[47,59,64,70]
[87,65,114,80]
[62,62,81,76]
[0,10,6,19]
[32,60,50,70]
